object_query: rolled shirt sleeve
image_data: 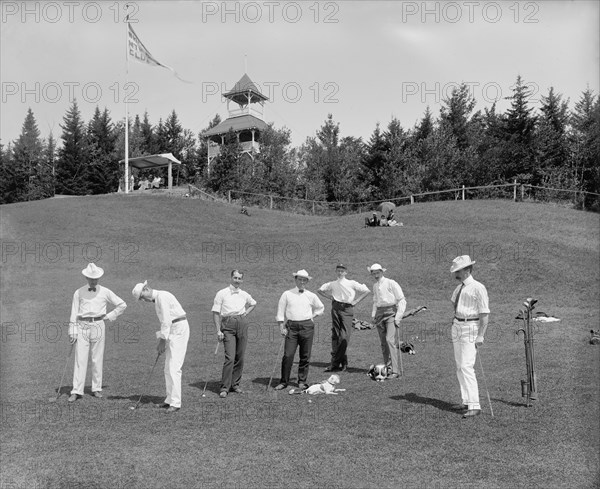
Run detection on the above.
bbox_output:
[68,290,80,336]
[211,289,225,314]
[103,289,127,322]
[276,292,288,323]
[311,293,325,318]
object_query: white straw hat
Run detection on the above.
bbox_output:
[82,263,104,279]
[450,255,476,273]
[132,280,148,300]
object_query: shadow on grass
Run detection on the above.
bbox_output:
[108,394,164,405]
[188,380,221,394]
[390,392,458,413]
[489,397,528,408]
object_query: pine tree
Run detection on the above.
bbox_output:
[440,83,477,150]
[0,142,17,204]
[414,106,434,142]
[571,89,600,204]
[86,107,119,194]
[501,75,538,182]
[362,123,390,199]
[141,111,156,154]
[56,101,90,195]
[11,108,45,202]
[535,87,571,188]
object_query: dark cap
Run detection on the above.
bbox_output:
[335,263,347,270]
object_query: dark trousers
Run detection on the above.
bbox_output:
[280,319,314,385]
[331,301,353,367]
[220,315,248,392]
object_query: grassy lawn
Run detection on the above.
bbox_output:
[1,195,598,488]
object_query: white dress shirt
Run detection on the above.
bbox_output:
[211,285,256,317]
[153,289,187,341]
[69,285,126,335]
[276,288,325,322]
[319,277,370,303]
[452,275,490,318]
[371,276,407,319]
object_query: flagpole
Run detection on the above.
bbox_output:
[124,12,130,193]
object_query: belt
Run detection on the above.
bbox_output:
[376,305,397,310]
[78,316,104,322]
[172,316,187,324]
[333,300,353,307]
[454,316,479,322]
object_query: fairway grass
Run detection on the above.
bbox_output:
[1,195,598,488]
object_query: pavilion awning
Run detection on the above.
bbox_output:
[119,153,181,191]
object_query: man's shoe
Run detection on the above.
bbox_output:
[219,391,228,398]
[67,394,80,403]
[230,386,244,394]
[274,383,287,390]
[462,409,482,418]
[92,391,103,398]
[451,404,468,412]
[324,366,340,372]
[165,406,180,413]
[155,403,169,409]
[298,383,309,390]
[386,373,400,379]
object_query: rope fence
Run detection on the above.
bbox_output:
[185,181,599,215]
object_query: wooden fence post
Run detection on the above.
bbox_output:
[513,179,517,201]
[462,185,465,201]
[410,195,414,205]
[228,190,231,203]
[270,196,273,209]
[520,184,524,201]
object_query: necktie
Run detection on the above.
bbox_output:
[299,290,304,294]
[454,283,464,313]
[88,287,96,292]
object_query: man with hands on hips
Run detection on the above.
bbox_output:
[274,270,324,391]
[68,263,127,402]
[212,270,257,398]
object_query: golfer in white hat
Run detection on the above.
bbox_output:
[449,255,490,418]
[368,263,407,379]
[273,270,324,391]
[68,263,127,402]
[132,280,190,413]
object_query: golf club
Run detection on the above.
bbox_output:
[130,351,161,410]
[477,350,494,417]
[402,305,427,319]
[201,341,220,397]
[266,335,286,391]
[48,342,75,403]
[396,327,406,392]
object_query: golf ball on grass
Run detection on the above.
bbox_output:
[129,406,135,410]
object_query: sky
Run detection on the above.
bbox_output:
[1,0,599,149]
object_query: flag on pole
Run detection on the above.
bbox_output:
[127,23,191,83]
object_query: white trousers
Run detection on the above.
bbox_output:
[452,320,481,410]
[71,321,105,395]
[163,320,190,408]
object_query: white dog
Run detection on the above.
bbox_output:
[289,374,346,395]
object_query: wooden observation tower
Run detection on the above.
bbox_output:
[203,73,269,174]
